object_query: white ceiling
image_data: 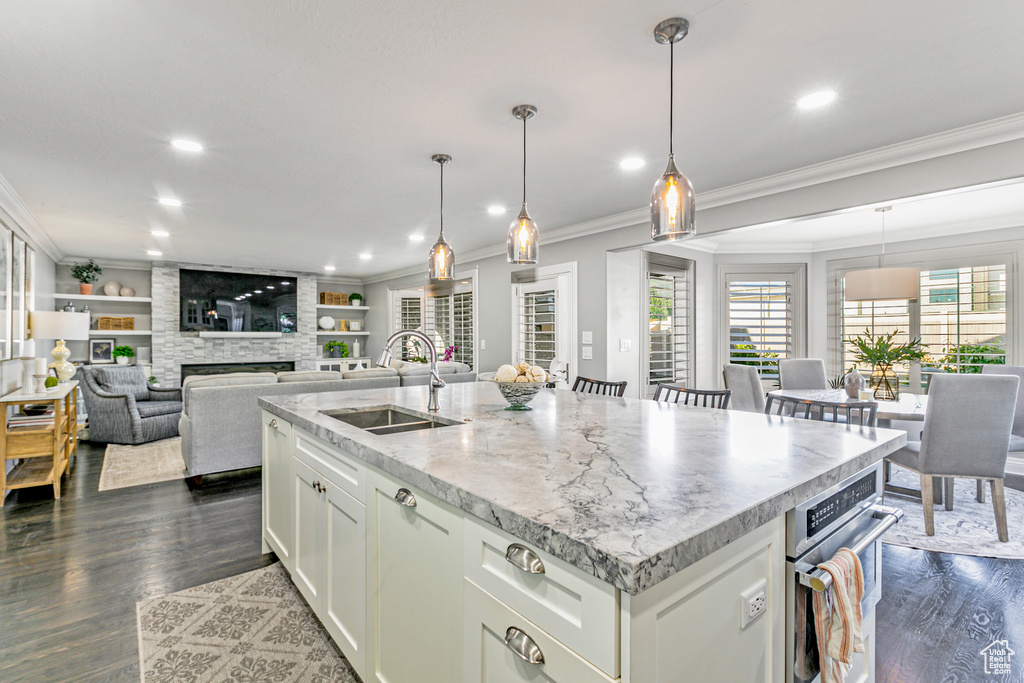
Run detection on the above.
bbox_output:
[2,1,1024,276]
[688,178,1024,253]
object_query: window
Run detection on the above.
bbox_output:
[645,254,694,396]
[838,261,1007,388]
[389,281,474,367]
[512,264,576,379]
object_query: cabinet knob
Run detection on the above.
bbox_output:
[503,626,544,665]
[269,419,278,429]
[394,487,417,507]
[505,543,546,575]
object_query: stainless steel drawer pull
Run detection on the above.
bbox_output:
[505,543,545,574]
[269,419,278,429]
[312,480,321,492]
[395,488,417,507]
[504,626,544,665]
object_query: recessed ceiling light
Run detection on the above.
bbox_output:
[324,266,336,271]
[171,139,204,153]
[158,197,182,207]
[487,205,506,215]
[151,230,169,237]
[409,234,425,242]
[359,253,372,260]
[146,250,162,256]
[619,157,645,170]
[797,90,837,109]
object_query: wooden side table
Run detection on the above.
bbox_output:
[0,381,79,500]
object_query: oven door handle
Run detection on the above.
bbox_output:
[796,504,903,593]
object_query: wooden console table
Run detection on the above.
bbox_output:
[0,381,78,500]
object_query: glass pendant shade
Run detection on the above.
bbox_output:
[507,203,539,264]
[428,234,454,281]
[651,154,695,241]
[427,153,454,281]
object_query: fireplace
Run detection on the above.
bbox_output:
[180,361,296,384]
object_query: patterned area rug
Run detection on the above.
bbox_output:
[882,464,1024,559]
[98,437,186,491]
[136,563,360,683]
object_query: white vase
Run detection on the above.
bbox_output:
[115,356,129,365]
[119,286,135,297]
[103,281,122,296]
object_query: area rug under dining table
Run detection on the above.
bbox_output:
[882,464,1024,559]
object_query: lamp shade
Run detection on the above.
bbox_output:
[844,267,920,301]
[29,311,91,340]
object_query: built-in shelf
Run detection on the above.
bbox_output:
[316,331,370,337]
[88,330,152,337]
[57,293,152,303]
[316,304,369,311]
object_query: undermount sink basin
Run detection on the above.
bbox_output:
[320,405,462,436]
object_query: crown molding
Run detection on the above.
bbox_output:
[0,171,63,263]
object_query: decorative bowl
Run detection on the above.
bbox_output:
[479,372,547,411]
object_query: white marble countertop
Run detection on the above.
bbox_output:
[260,383,906,595]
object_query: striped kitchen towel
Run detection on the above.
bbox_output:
[812,548,865,683]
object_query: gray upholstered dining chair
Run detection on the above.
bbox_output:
[722,364,766,413]
[982,365,1024,455]
[885,373,1019,541]
[778,358,829,390]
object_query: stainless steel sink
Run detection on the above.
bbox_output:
[320,405,462,436]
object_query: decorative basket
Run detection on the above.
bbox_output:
[97,316,135,330]
[319,292,349,306]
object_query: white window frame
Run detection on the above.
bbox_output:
[643,252,695,398]
[717,263,807,382]
[827,243,1021,383]
[510,262,578,382]
[386,268,478,366]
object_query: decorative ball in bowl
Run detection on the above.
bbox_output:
[479,363,549,411]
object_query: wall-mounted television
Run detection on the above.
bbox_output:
[179,269,297,333]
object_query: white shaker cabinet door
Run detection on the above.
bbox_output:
[261,412,292,569]
[463,579,615,683]
[322,479,367,677]
[291,457,324,609]
[369,475,463,683]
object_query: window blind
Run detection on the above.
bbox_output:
[726,278,792,379]
[517,289,556,369]
[453,291,473,367]
[648,271,690,390]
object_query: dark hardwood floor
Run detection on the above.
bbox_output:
[0,442,274,683]
[2,443,1023,682]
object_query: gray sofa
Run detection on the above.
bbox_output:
[179,369,402,481]
[77,365,183,444]
[390,360,477,386]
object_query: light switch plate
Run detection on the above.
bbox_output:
[619,339,632,352]
[582,331,593,344]
[481,339,486,350]
[582,346,593,360]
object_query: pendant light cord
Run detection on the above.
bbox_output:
[522,115,528,205]
[669,40,674,157]
[439,160,444,237]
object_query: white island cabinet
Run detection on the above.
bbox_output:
[260,383,901,683]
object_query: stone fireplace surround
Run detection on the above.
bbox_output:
[152,263,318,385]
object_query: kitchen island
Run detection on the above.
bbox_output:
[259,382,906,683]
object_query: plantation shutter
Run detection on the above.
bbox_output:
[726,277,793,380]
[392,293,423,360]
[647,270,691,392]
[453,291,473,368]
[517,288,557,369]
[918,265,1006,374]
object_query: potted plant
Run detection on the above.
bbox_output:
[71,259,103,295]
[324,340,349,358]
[112,345,135,365]
[148,375,160,387]
[849,329,927,400]
[349,292,364,306]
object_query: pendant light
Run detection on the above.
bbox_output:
[651,18,696,242]
[427,154,455,281]
[844,207,920,301]
[507,104,539,264]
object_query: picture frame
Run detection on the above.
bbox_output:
[349,319,362,331]
[90,338,115,364]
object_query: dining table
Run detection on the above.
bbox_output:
[767,388,936,501]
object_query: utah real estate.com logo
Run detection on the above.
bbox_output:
[981,639,1015,676]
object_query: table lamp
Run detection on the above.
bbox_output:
[29,311,90,383]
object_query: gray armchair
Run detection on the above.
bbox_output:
[885,373,1019,541]
[77,365,182,444]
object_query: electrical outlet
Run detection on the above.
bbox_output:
[582,346,593,360]
[740,579,767,629]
